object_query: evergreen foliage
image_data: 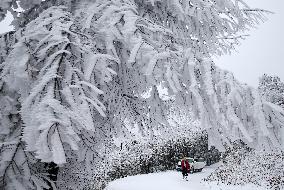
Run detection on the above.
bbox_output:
[259,74,284,109]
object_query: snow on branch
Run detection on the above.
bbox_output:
[1,6,117,165]
[76,0,283,152]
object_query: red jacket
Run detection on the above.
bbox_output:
[181,160,190,172]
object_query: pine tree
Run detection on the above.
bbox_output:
[0,0,283,189]
[259,74,284,109]
[0,32,57,189]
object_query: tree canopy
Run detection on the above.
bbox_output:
[259,74,284,109]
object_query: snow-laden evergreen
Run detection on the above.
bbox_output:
[204,75,284,190]
[258,74,284,151]
[0,0,283,189]
[259,74,284,110]
[2,6,117,165]
[0,31,57,190]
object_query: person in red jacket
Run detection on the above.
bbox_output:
[181,157,190,181]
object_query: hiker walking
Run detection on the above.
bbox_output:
[181,157,190,181]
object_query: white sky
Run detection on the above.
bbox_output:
[215,0,284,87]
[0,0,283,87]
[0,11,13,33]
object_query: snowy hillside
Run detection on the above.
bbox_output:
[106,163,266,190]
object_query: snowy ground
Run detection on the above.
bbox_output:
[105,163,267,190]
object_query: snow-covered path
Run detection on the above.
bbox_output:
[106,163,266,190]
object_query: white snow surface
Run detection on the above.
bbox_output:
[105,163,266,190]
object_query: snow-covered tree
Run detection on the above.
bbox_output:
[0,0,284,189]
[259,74,284,109]
[0,32,57,190]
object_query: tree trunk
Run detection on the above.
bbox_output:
[45,162,59,190]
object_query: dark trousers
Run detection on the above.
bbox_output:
[182,169,188,178]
